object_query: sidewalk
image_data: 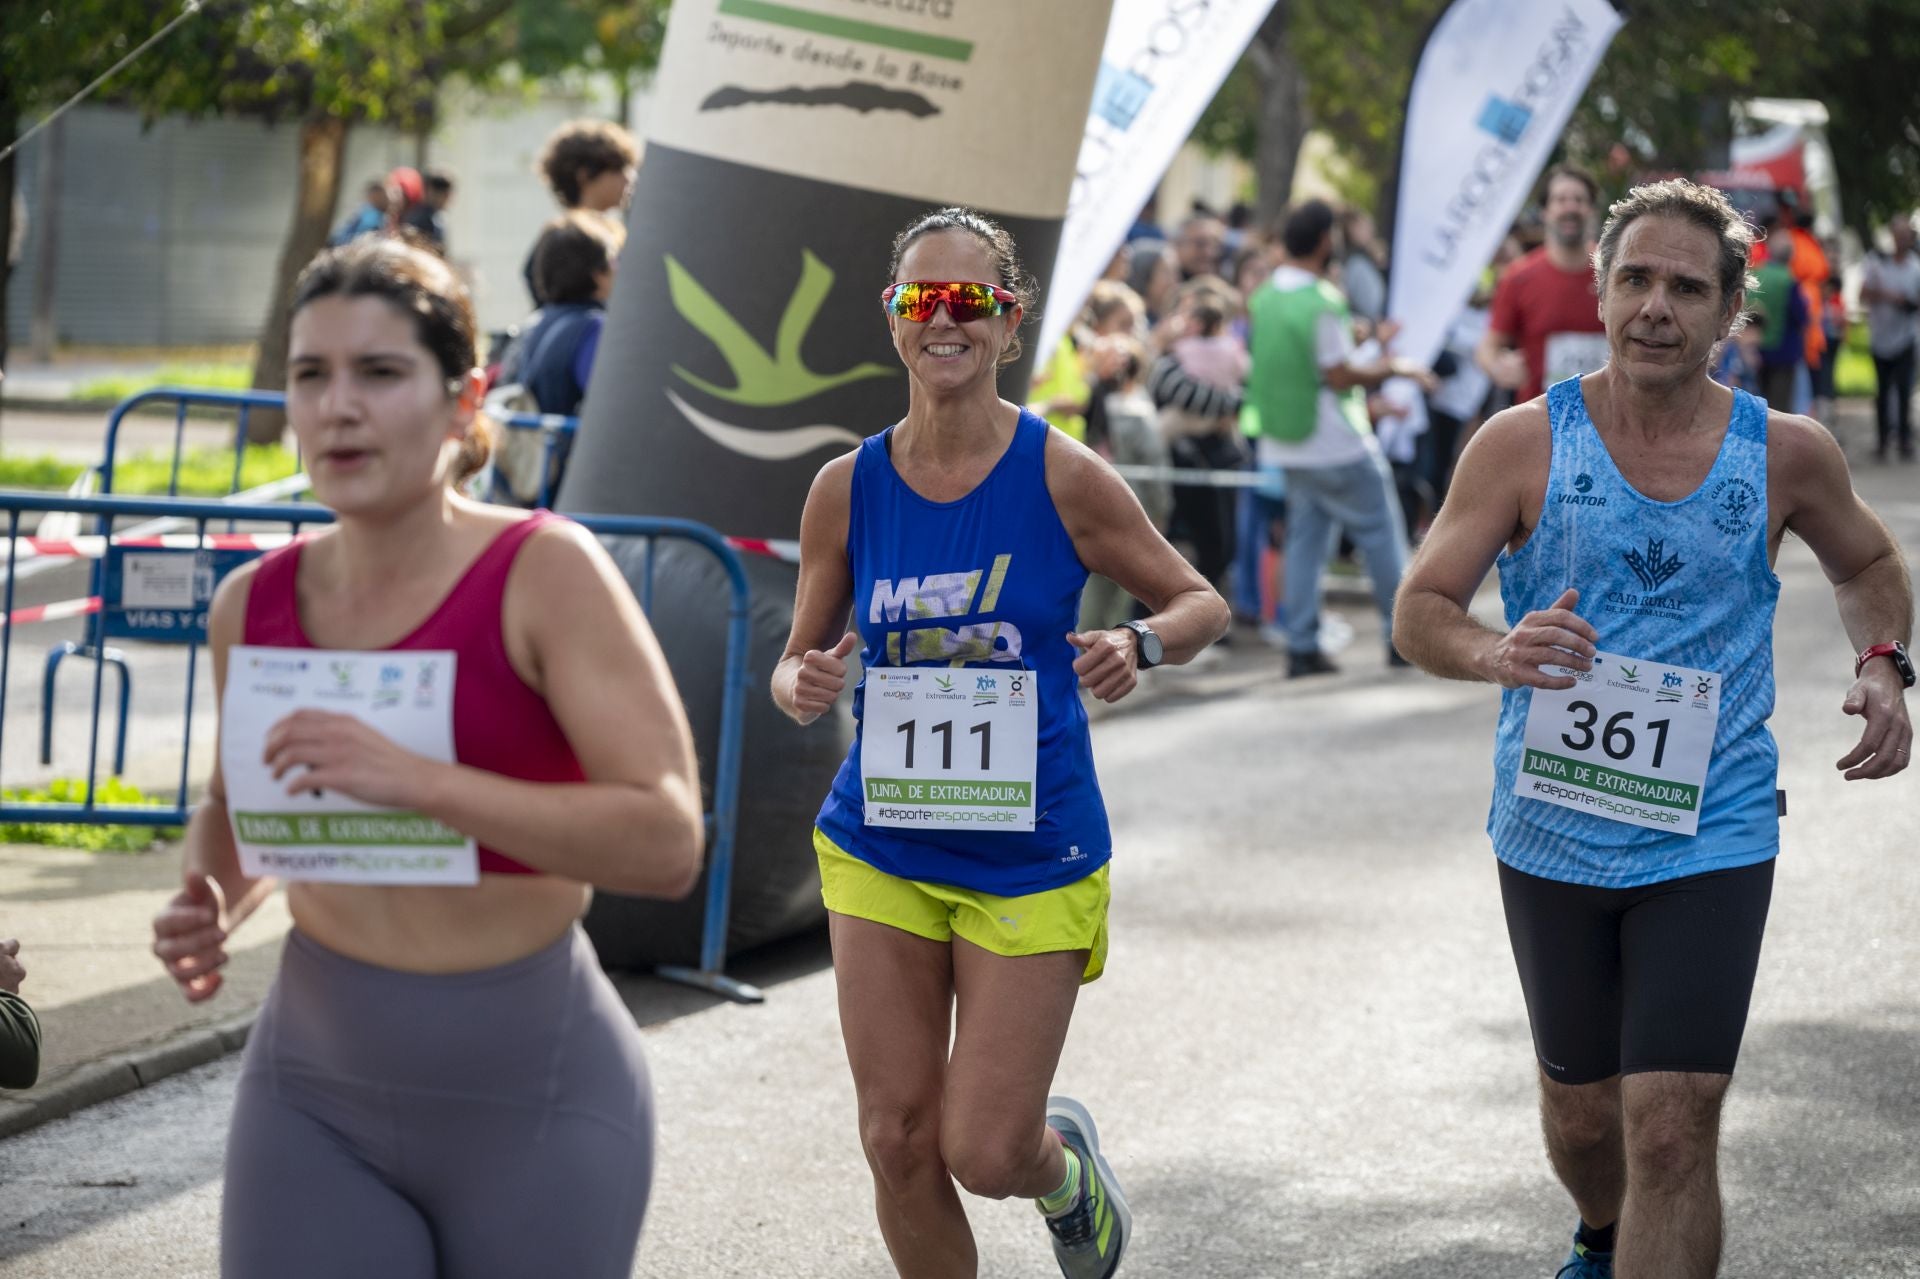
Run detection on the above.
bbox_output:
[0,845,290,1139]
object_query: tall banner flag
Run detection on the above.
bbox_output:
[1037,0,1281,363]
[558,1,1113,969]
[1386,0,1624,371]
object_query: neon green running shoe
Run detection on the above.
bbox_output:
[1041,1095,1131,1279]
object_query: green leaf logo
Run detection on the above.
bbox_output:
[666,250,894,407]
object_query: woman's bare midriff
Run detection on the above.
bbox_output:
[287,875,592,972]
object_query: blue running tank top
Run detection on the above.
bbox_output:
[1488,378,1781,887]
[816,409,1112,896]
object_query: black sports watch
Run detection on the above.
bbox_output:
[1118,620,1163,670]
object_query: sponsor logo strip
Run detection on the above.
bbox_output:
[717,0,974,61]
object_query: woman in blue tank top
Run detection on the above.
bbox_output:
[773,208,1228,1278]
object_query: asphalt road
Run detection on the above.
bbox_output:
[1,436,1917,1278]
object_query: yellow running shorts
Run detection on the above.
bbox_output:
[814,828,1109,983]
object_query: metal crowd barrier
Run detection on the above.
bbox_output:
[36,390,314,787]
[0,490,759,1004]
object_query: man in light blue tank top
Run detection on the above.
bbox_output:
[1395,179,1914,1279]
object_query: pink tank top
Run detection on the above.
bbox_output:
[242,513,586,875]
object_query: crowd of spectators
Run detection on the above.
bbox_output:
[1043,190,1512,672]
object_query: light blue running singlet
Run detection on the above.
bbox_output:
[1488,378,1781,888]
[816,410,1112,896]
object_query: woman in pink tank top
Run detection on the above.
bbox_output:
[148,238,703,1278]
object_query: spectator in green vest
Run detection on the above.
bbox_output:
[1241,199,1433,677]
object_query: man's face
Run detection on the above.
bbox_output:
[1175,219,1225,277]
[1600,216,1737,390]
[1545,176,1595,250]
[1894,219,1915,255]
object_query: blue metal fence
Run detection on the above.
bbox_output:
[0,489,758,1003]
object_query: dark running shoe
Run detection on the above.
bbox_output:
[1288,649,1341,678]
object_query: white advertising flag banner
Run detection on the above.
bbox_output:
[1387,0,1624,370]
[1038,0,1280,362]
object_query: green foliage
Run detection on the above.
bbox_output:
[1290,0,1441,215]
[0,454,87,490]
[1191,56,1262,163]
[0,1,669,131]
[0,777,180,853]
[72,363,253,402]
[108,442,301,495]
[0,442,299,494]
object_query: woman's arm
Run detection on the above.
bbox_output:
[152,565,279,1003]
[772,453,859,724]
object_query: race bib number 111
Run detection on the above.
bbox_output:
[860,669,1038,832]
[1517,650,1720,836]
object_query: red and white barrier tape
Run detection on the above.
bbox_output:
[6,531,803,564]
[0,595,102,630]
[723,536,801,565]
[0,538,801,631]
[3,532,298,563]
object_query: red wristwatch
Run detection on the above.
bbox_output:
[1855,641,1916,687]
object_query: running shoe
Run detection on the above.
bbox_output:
[1041,1095,1131,1279]
[1554,1230,1614,1278]
[1288,649,1340,678]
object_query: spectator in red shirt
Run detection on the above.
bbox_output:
[1475,165,1608,402]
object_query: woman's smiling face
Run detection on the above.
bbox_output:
[887,229,1022,398]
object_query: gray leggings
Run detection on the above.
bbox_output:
[222,926,654,1278]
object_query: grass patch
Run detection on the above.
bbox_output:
[0,777,181,852]
[0,444,301,496]
[72,363,254,403]
[106,443,301,496]
[0,454,88,490]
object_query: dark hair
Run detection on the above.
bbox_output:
[291,238,493,483]
[1543,164,1600,207]
[423,170,454,198]
[538,119,640,208]
[1279,199,1337,259]
[1593,178,1757,330]
[1187,298,1226,337]
[532,211,626,306]
[888,206,1036,366]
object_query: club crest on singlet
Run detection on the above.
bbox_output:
[1709,475,1760,536]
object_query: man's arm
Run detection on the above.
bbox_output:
[1318,311,1434,393]
[1774,414,1914,779]
[1392,404,1597,687]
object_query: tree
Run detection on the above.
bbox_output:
[1194,1,1443,227]
[1199,1,1920,248]
[0,3,203,386]
[0,0,665,439]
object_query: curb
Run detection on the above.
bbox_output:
[0,1011,255,1141]
[0,397,121,416]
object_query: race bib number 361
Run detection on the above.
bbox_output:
[1517,650,1720,836]
[860,669,1038,832]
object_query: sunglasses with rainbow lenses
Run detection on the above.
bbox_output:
[880,280,1018,323]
